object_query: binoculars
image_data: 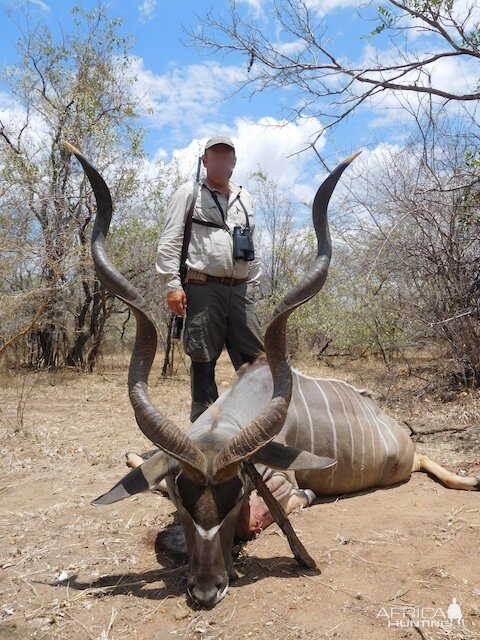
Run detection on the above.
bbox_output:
[232,225,255,261]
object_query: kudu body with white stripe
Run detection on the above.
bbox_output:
[194,361,479,497]
[64,142,479,609]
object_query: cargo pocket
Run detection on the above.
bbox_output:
[183,322,208,361]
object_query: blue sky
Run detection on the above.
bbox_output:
[0,0,478,204]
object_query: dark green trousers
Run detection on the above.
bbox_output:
[183,280,264,422]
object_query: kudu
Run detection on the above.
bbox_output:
[64,142,479,609]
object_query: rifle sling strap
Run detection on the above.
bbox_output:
[179,182,200,285]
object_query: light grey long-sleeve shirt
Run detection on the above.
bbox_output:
[156,178,261,292]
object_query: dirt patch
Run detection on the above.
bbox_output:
[1,353,479,639]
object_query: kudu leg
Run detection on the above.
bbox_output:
[125,451,169,494]
[413,453,480,490]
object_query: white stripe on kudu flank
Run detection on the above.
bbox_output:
[358,394,389,455]
[377,415,400,462]
[291,375,300,449]
[356,393,390,481]
[349,383,400,464]
[313,380,337,486]
[298,379,315,453]
[351,388,378,483]
[342,385,368,485]
[328,381,355,471]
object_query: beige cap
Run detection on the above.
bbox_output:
[205,136,235,151]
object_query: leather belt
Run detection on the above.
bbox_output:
[207,275,246,286]
[185,269,246,287]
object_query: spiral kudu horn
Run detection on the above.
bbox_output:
[212,152,361,482]
[62,142,207,480]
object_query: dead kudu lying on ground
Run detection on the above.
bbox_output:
[64,142,479,609]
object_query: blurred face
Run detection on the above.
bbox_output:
[203,144,236,185]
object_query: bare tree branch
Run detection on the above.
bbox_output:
[189,0,480,129]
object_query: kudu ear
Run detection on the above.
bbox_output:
[250,441,337,471]
[92,451,177,506]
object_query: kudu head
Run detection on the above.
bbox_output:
[63,140,359,607]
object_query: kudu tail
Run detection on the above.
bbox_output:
[413,453,480,490]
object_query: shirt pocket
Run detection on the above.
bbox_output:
[195,195,225,226]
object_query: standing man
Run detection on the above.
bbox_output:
[156,136,264,422]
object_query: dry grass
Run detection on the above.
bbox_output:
[0,350,479,639]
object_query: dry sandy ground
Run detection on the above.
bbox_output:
[1,351,479,640]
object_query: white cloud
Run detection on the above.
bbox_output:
[166,138,206,180]
[345,142,402,175]
[273,39,305,56]
[0,91,23,121]
[157,116,327,205]
[139,0,156,22]
[428,53,479,96]
[305,0,363,16]
[30,0,50,11]
[403,0,480,38]
[243,0,363,18]
[0,91,47,148]
[324,142,405,232]
[306,0,479,27]
[348,40,480,129]
[233,117,325,202]
[451,0,480,30]
[236,0,267,19]
[0,0,51,10]
[126,56,245,144]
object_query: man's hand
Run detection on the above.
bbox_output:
[167,289,187,316]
